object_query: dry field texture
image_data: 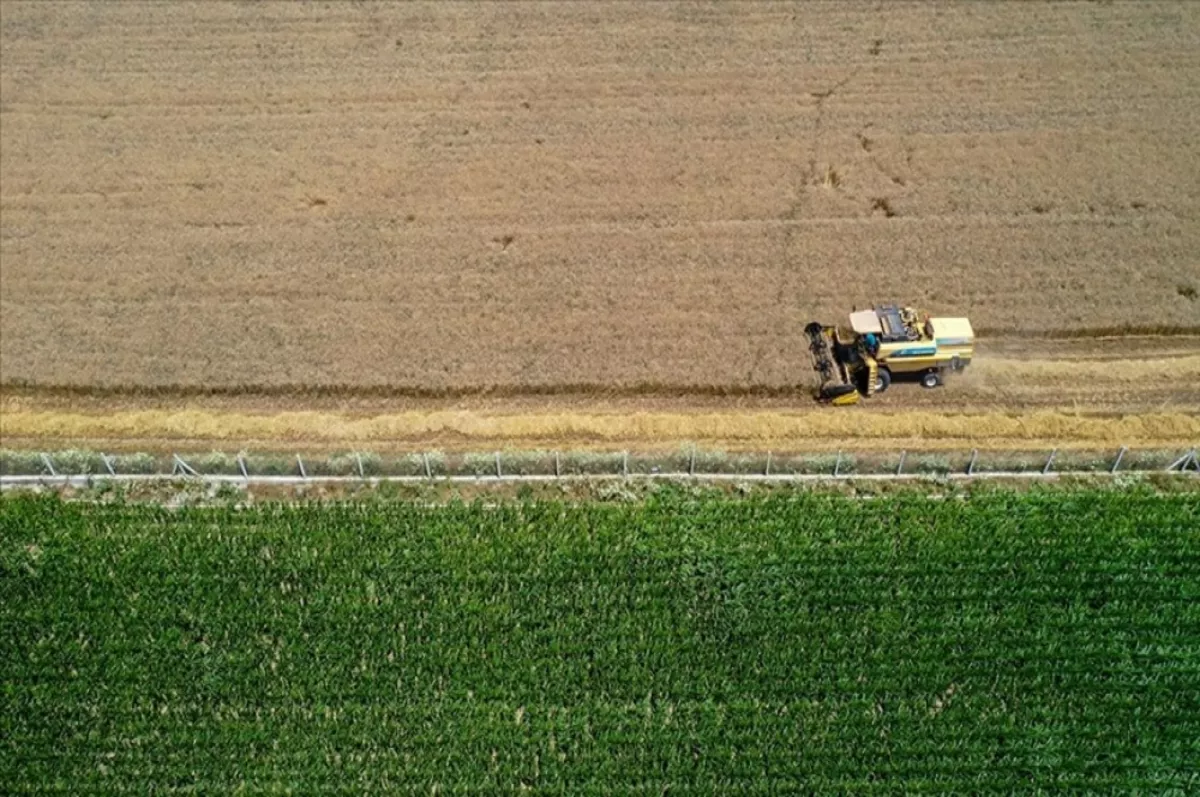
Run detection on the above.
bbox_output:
[1,1,1198,452]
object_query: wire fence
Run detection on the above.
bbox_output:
[1,446,1196,486]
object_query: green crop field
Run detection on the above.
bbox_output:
[2,490,1198,792]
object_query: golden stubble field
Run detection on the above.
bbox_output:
[1,1,1198,453]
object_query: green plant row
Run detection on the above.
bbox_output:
[3,490,1198,791]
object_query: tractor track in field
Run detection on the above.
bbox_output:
[2,335,1197,404]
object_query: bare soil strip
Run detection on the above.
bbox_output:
[3,336,1198,406]
[4,344,1198,404]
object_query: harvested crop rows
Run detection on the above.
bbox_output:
[3,492,1199,791]
[2,1,1199,408]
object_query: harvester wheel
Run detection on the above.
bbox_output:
[875,368,891,393]
[921,370,943,389]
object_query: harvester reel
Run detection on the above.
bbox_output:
[806,321,861,404]
[805,322,840,386]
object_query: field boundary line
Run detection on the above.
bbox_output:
[2,469,1195,491]
[3,445,1195,490]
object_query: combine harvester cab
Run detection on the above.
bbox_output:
[806,304,974,404]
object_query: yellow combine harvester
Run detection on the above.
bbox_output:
[805,304,974,405]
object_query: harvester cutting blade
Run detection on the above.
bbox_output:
[821,383,860,405]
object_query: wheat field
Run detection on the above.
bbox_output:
[2,1,1199,396]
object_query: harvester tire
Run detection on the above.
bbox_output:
[875,368,892,393]
[921,370,943,389]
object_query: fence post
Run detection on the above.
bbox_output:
[297,455,307,480]
[1111,446,1127,474]
[622,451,629,478]
[896,450,906,476]
[1043,449,1057,475]
[1168,448,1197,472]
[689,445,696,476]
[423,453,432,480]
[355,453,365,479]
[238,455,249,481]
[967,449,978,476]
[173,454,198,477]
[765,451,772,477]
[554,451,560,478]
[40,453,57,477]
[101,453,116,476]
[495,452,502,479]
[833,450,842,477]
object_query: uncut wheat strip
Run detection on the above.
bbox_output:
[2,409,1198,448]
